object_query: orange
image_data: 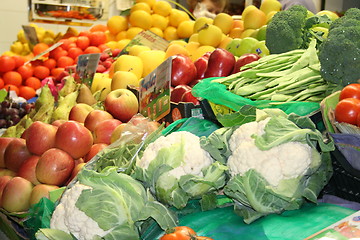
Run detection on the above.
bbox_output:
[3,71,22,87]
[12,55,25,68]
[0,56,16,72]
[90,24,108,32]
[33,43,50,57]
[67,47,83,60]
[76,36,90,50]
[89,31,107,46]
[51,68,65,78]
[3,84,19,95]
[50,48,68,61]
[57,56,74,68]
[43,58,57,70]
[25,77,41,90]
[33,66,50,80]
[17,65,34,80]
[0,78,4,89]
[18,86,36,100]
[84,46,101,54]
[229,27,244,38]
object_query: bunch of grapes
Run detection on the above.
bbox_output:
[0,100,35,129]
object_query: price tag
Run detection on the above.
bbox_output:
[139,57,172,121]
[117,30,169,57]
[22,25,39,47]
[76,53,101,87]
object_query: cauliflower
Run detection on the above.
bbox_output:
[50,183,110,240]
[137,131,213,179]
[227,118,312,186]
[134,131,227,209]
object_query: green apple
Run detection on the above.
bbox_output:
[252,40,270,57]
[225,38,242,57]
[236,37,259,57]
[256,25,267,41]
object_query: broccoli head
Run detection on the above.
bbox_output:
[318,8,360,86]
[265,5,308,54]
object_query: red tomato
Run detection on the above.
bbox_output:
[335,98,360,125]
[160,226,197,240]
[339,84,360,100]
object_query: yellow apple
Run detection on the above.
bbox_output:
[138,50,166,78]
[113,54,144,79]
[128,45,151,56]
[111,71,140,90]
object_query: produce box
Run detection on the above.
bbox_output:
[159,101,203,126]
[320,91,360,203]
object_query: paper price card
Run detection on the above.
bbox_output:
[76,53,101,87]
[139,57,172,121]
[22,25,39,46]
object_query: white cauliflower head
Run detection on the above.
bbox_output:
[227,118,312,187]
[50,183,111,240]
[137,131,213,179]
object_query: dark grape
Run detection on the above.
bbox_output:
[11,102,20,109]
[18,108,26,117]
[5,120,13,128]
[1,100,10,108]
[12,115,21,124]
[2,108,9,116]
[8,108,19,118]
[0,119,6,128]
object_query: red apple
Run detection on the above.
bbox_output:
[66,162,86,185]
[26,121,58,156]
[171,54,197,87]
[2,177,33,212]
[194,51,211,79]
[182,91,200,105]
[4,138,32,172]
[189,78,201,88]
[17,155,41,185]
[0,175,13,207]
[232,53,261,74]
[36,148,75,186]
[29,184,59,206]
[55,121,94,159]
[204,48,235,78]
[84,109,114,132]
[21,128,29,139]
[170,85,192,103]
[84,143,108,162]
[0,138,14,168]
[51,119,67,127]
[69,103,95,123]
[93,119,122,144]
[104,89,139,122]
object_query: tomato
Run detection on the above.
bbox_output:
[196,237,214,240]
[160,226,197,240]
[335,98,360,125]
[339,83,360,100]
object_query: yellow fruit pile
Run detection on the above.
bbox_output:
[6,23,61,57]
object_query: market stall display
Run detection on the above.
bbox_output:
[0,0,359,239]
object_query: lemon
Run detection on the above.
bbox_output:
[126,27,144,39]
[164,26,179,41]
[128,45,151,56]
[117,39,131,50]
[106,41,118,50]
[113,55,144,79]
[131,2,152,14]
[149,27,164,38]
[105,30,117,42]
[191,45,215,61]
[152,1,172,17]
[240,29,257,38]
[111,71,140,90]
[193,17,213,33]
[17,30,27,44]
[169,9,190,28]
[243,8,267,29]
[107,15,128,35]
[116,31,127,41]
[169,40,188,48]
[10,41,24,54]
[151,14,169,30]
[213,13,234,35]
[177,20,195,39]
[198,24,222,47]
[242,5,258,18]
[135,0,156,7]
[129,10,153,30]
